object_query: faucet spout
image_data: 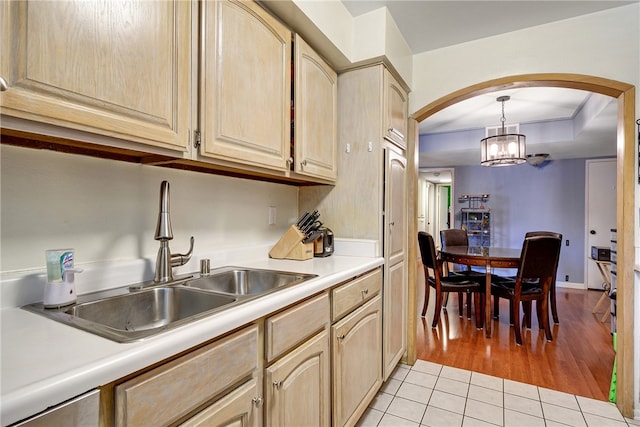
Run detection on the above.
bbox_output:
[152,181,194,284]
[155,181,173,241]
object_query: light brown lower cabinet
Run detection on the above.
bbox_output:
[331,293,383,427]
[265,330,330,426]
[264,292,330,426]
[114,325,260,426]
[105,269,385,427]
[179,376,262,427]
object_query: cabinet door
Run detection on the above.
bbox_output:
[332,295,382,427]
[266,330,330,427]
[0,1,191,152]
[385,147,407,266]
[293,34,337,182]
[180,377,262,427]
[383,260,406,380]
[383,146,407,379]
[383,69,408,149]
[201,0,291,171]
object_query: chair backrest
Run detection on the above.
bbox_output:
[440,229,469,248]
[525,231,562,240]
[524,231,562,279]
[418,232,440,274]
[518,235,562,282]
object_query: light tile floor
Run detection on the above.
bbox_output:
[357,360,639,427]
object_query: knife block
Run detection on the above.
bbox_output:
[269,225,313,260]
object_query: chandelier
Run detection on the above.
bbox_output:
[480,96,526,167]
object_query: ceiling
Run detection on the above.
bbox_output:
[341,1,633,167]
[418,87,618,167]
[341,1,635,54]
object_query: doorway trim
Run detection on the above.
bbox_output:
[419,167,455,240]
[409,73,635,416]
[584,158,617,290]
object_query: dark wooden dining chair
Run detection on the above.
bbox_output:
[492,231,563,325]
[418,231,485,328]
[440,229,485,319]
[490,235,562,345]
[525,231,562,324]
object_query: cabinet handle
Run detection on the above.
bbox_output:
[286,157,293,165]
[387,127,405,140]
[252,397,263,407]
[0,76,7,91]
[301,159,307,167]
[361,288,369,298]
[337,334,346,341]
[273,380,282,389]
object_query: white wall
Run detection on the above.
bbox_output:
[0,145,298,274]
[408,5,640,416]
[352,7,413,81]
[410,4,640,114]
[295,1,639,415]
[274,0,413,83]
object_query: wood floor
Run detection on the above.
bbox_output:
[415,282,616,401]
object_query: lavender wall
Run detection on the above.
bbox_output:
[453,158,591,283]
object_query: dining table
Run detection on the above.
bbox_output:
[439,245,522,337]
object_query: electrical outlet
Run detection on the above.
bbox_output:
[565,275,569,281]
[268,206,276,225]
[565,239,569,246]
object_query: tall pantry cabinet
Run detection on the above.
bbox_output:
[2,0,337,186]
[299,64,408,381]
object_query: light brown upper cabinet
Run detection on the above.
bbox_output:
[293,34,338,182]
[0,1,191,152]
[2,0,337,185]
[383,69,408,149]
[199,0,292,172]
[199,2,337,183]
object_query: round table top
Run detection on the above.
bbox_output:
[440,245,521,267]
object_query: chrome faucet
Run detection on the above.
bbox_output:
[154,181,194,283]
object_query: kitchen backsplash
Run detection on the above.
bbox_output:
[1,144,297,272]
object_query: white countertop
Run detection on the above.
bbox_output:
[1,254,383,425]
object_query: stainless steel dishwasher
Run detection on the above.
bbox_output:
[13,390,99,427]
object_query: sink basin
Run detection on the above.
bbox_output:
[24,287,238,342]
[23,267,316,342]
[184,267,317,296]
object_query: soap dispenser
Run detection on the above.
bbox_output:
[43,249,83,308]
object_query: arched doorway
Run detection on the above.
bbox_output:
[407,73,635,416]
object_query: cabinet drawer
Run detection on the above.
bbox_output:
[115,324,258,427]
[332,269,382,321]
[266,292,329,362]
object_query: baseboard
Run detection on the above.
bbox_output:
[556,281,585,289]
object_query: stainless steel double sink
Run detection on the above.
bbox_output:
[24,267,317,342]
